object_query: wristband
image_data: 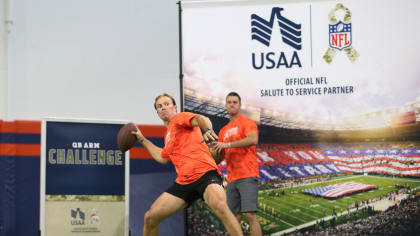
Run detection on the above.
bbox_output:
[227,142,231,148]
[139,137,145,143]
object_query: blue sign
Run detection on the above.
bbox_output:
[45,121,125,195]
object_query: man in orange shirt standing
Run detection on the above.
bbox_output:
[212,92,262,236]
[131,93,243,236]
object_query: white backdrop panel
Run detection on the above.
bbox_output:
[7,0,180,124]
[181,0,420,125]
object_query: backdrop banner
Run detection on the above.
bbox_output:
[181,0,420,235]
[181,0,420,129]
[40,119,129,236]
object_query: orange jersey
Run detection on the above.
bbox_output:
[218,114,259,182]
[161,112,220,185]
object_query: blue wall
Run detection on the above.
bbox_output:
[130,159,184,236]
[0,121,183,236]
[0,157,183,236]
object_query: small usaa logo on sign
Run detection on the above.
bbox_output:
[71,208,100,233]
[71,208,85,226]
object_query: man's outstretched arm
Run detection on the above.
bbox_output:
[131,128,169,164]
[212,131,258,152]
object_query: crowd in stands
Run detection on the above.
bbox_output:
[311,141,420,177]
[253,141,419,183]
[287,194,420,236]
[187,200,228,236]
[259,175,334,191]
[223,142,420,184]
[187,142,419,235]
[188,193,420,236]
[312,141,420,150]
[251,144,344,183]
[187,181,419,236]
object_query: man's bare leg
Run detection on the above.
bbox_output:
[143,192,187,236]
[203,184,243,236]
[244,212,262,236]
[235,213,242,222]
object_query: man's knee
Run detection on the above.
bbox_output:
[209,200,232,219]
[214,200,228,213]
[244,212,258,223]
[144,210,161,227]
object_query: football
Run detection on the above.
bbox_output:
[117,122,137,152]
[209,147,225,165]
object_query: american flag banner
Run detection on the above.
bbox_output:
[323,148,420,176]
[256,149,330,165]
[302,182,376,198]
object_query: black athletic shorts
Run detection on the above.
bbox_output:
[165,170,222,206]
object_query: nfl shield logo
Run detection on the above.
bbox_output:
[329,21,352,50]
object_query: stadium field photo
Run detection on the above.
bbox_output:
[257,175,420,234]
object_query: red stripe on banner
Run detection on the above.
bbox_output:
[130,125,164,159]
[130,147,153,159]
[0,143,15,155]
[0,120,41,134]
[0,121,164,159]
[137,125,166,137]
[0,144,40,156]
[16,144,41,156]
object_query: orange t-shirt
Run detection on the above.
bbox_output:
[218,114,259,182]
[161,112,220,185]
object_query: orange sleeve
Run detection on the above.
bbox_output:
[173,112,196,128]
[242,117,258,135]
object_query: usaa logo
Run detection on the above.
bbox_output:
[71,208,86,225]
[251,7,302,70]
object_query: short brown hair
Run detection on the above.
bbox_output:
[226,91,241,103]
[154,93,177,109]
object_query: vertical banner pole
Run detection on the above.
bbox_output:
[178,1,184,112]
[177,2,188,236]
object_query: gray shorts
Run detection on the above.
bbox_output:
[226,177,259,213]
